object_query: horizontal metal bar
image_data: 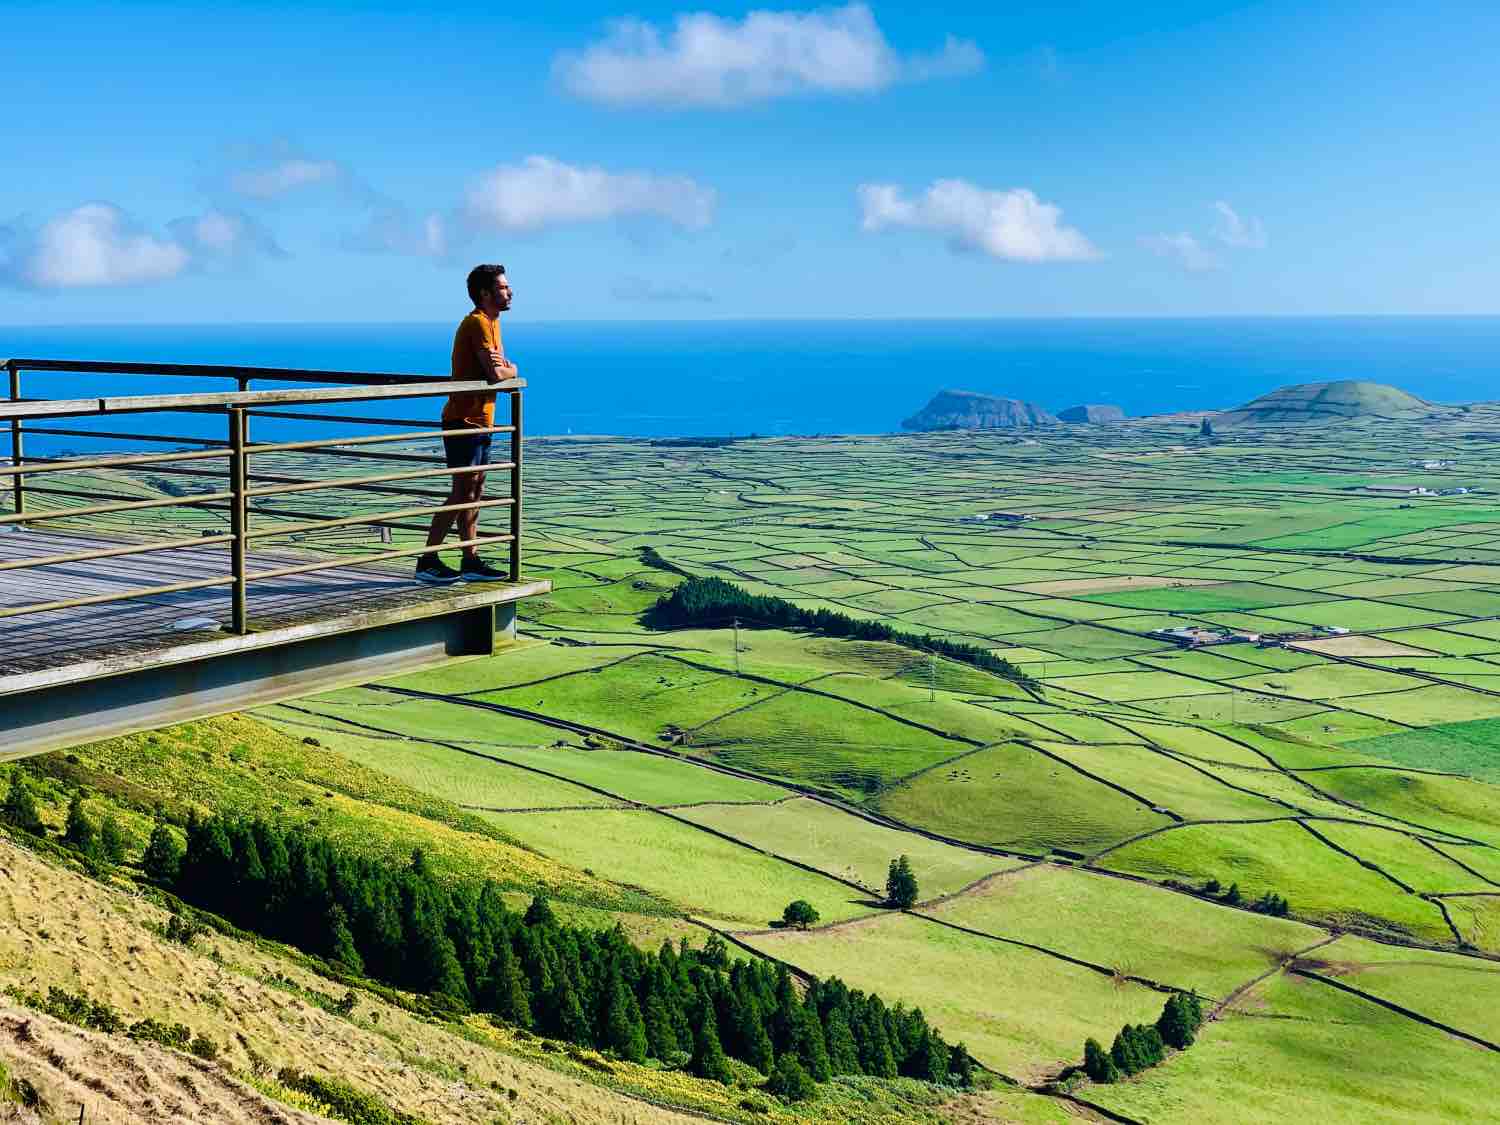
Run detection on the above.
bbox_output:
[0,487,234,525]
[247,532,514,582]
[0,446,230,478]
[0,378,523,422]
[0,532,236,573]
[246,408,463,428]
[244,497,515,541]
[4,357,453,386]
[246,423,515,456]
[0,572,233,621]
[98,378,522,415]
[20,425,229,447]
[244,461,516,499]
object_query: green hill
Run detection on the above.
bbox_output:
[1217,380,1434,425]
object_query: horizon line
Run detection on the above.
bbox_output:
[6,312,1500,330]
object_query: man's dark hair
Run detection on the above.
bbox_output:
[466,263,506,305]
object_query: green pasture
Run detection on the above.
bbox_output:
[877,742,1169,853]
[675,797,1016,897]
[1097,820,1452,942]
[1313,934,1500,1043]
[1349,716,1500,780]
[1087,969,1500,1124]
[922,863,1320,998]
[746,911,1166,1080]
[489,807,872,926]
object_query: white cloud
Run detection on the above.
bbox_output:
[168,209,284,262]
[612,275,715,303]
[342,208,450,257]
[856,180,1097,262]
[556,3,982,108]
[1213,200,1266,248]
[1140,231,1219,272]
[2,203,188,288]
[464,156,715,232]
[228,156,344,200]
[0,203,284,289]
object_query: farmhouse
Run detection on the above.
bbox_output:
[1363,484,1436,496]
[1153,626,1228,646]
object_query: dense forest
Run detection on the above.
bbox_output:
[150,814,975,1094]
[646,575,1036,687]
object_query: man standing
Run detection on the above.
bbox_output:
[414,264,516,584]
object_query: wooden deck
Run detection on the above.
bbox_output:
[0,527,529,681]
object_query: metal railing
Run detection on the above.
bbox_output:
[0,357,525,635]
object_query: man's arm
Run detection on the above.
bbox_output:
[468,334,517,384]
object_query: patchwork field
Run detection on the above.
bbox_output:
[17,410,1500,1120]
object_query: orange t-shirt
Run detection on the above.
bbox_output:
[442,309,500,428]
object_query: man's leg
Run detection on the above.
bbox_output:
[423,479,466,552]
[457,469,487,562]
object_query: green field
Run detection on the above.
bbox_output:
[28,408,1500,1121]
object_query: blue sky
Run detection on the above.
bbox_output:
[2,0,1497,323]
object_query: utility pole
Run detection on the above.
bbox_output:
[928,651,936,702]
[733,617,740,676]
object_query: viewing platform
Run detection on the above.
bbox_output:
[0,357,550,758]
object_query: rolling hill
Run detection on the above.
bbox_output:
[1217,380,1434,425]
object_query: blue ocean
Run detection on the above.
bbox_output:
[4,318,1498,452]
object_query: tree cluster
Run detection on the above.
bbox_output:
[1082,992,1204,1084]
[1199,877,1289,916]
[647,576,1035,687]
[158,814,975,1092]
[2,774,127,873]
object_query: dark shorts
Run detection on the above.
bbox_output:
[443,433,492,471]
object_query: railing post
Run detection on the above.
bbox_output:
[7,363,23,516]
[509,387,522,581]
[229,407,249,634]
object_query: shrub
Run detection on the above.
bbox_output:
[1,772,44,835]
[766,1054,817,1102]
[276,1068,425,1125]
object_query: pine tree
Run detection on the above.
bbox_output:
[701,932,730,969]
[142,823,184,885]
[63,793,98,856]
[524,894,557,928]
[824,1006,860,1075]
[1139,1024,1165,1067]
[950,1042,976,1087]
[797,1002,832,1081]
[1083,1037,1119,1083]
[481,938,532,1030]
[1,772,44,835]
[885,855,919,908]
[326,904,364,975]
[1157,994,1196,1050]
[767,1054,816,1101]
[549,974,591,1045]
[1222,881,1242,905]
[691,992,733,1083]
[1186,992,1205,1031]
[643,986,680,1062]
[1110,1028,1141,1076]
[604,975,649,1063]
[99,815,128,864]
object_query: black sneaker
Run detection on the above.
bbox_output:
[460,556,509,582]
[414,557,462,585]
